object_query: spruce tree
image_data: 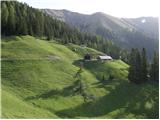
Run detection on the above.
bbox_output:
[73,65,86,95]
[150,52,159,82]
[128,48,143,84]
[1,2,9,34]
[141,48,148,82]
[7,3,16,35]
[135,49,142,84]
[128,48,136,83]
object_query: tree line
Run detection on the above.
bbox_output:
[1,1,127,59]
[128,48,159,84]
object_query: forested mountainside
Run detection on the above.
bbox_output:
[43,9,159,59]
[1,1,129,60]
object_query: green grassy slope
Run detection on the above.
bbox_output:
[1,36,158,118]
[2,89,58,118]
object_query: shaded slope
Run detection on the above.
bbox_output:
[56,82,158,119]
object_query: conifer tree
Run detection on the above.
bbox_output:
[128,48,143,84]
[150,52,159,82]
[73,65,86,95]
[128,48,136,83]
[135,49,142,84]
[1,2,9,34]
[7,3,16,34]
[141,48,148,82]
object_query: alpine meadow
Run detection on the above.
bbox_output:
[1,1,159,119]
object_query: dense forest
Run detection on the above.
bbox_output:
[128,48,159,84]
[1,1,128,60]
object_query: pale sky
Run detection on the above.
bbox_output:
[18,0,159,18]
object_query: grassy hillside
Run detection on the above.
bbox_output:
[1,36,159,118]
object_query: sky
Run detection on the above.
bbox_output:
[18,0,159,18]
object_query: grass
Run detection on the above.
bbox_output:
[2,88,58,118]
[1,35,159,118]
[56,82,158,119]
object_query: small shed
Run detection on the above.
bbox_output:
[84,54,92,60]
[97,55,112,60]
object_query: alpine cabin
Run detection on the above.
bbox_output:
[97,55,112,60]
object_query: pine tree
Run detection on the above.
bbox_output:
[150,52,159,82]
[135,49,142,84]
[128,48,136,83]
[73,66,85,95]
[1,2,9,35]
[34,12,41,36]
[46,29,52,41]
[7,3,16,35]
[141,48,148,82]
[128,48,143,84]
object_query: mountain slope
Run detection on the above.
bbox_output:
[124,17,159,39]
[43,9,135,33]
[2,89,58,118]
[1,36,158,118]
[43,9,159,58]
[43,9,159,40]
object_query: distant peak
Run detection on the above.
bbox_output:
[92,12,116,17]
[92,12,105,16]
[61,9,70,12]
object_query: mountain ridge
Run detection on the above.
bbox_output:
[43,9,158,39]
[43,9,159,59]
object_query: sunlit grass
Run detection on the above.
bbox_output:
[1,36,158,118]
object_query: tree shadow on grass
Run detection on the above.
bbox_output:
[73,59,125,82]
[122,83,159,119]
[55,82,159,119]
[73,60,108,80]
[25,81,79,100]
